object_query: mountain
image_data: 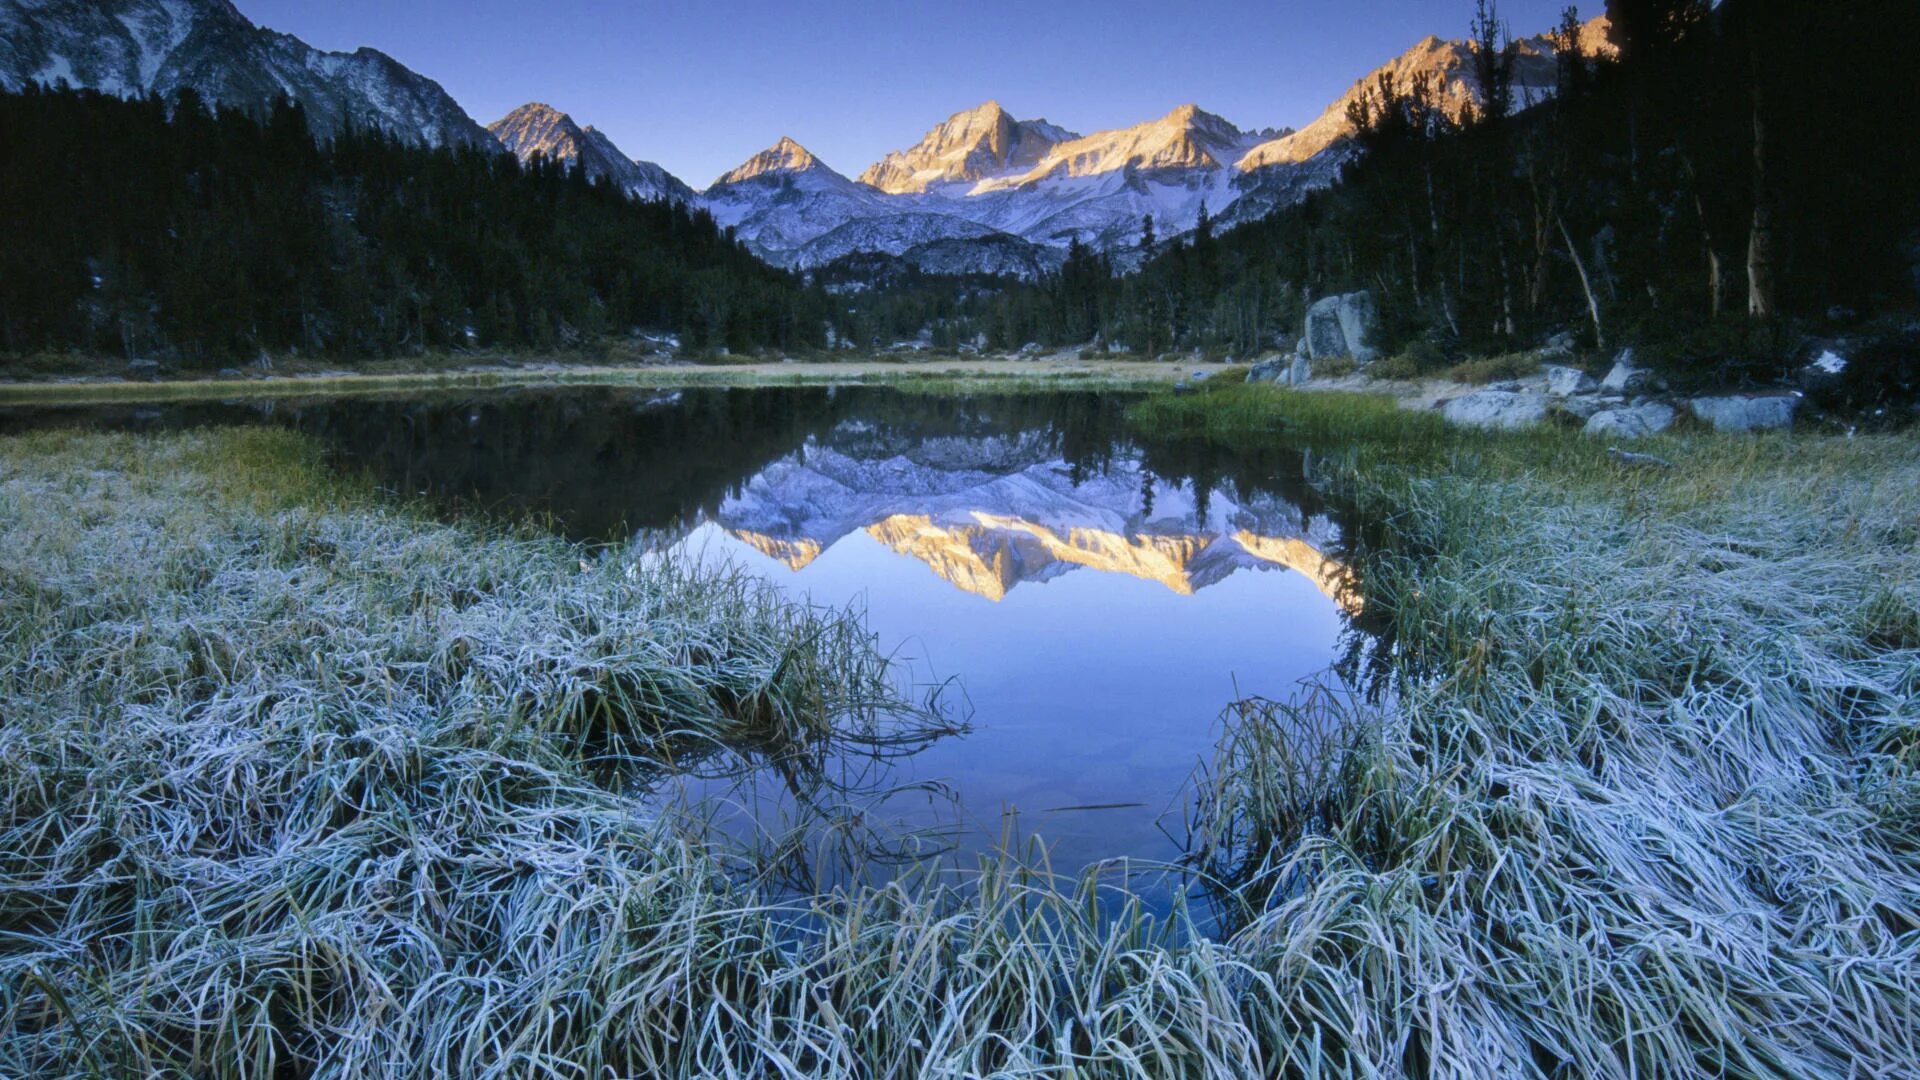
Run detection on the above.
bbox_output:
[488,103,694,203]
[858,101,1077,195]
[0,0,494,148]
[703,138,896,262]
[1239,16,1614,170]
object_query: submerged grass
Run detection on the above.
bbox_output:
[3,388,1918,1077]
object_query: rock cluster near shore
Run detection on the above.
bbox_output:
[1245,292,1814,437]
[1437,350,1802,436]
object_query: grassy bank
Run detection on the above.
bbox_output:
[3,390,1916,1077]
[1142,383,1920,1075]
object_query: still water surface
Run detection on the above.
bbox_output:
[3,385,1373,900]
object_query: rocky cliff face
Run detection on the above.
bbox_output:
[0,0,495,148]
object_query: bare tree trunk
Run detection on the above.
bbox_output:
[1426,165,1440,239]
[1529,185,1557,313]
[1557,213,1605,351]
[1745,69,1776,320]
[1679,154,1725,319]
[1496,246,1517,339]
[1438,281,1462,339]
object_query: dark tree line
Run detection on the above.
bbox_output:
[855,0,1919,380]
[0,84,830,366]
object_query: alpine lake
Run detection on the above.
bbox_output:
[2,383,1387,916]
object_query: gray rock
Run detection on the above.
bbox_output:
[1584,403,1676,439]
[1544,364,1599,397]
[1190,370,1212,383]
[1600,348,1654,393]
[126,358,160,378]
[1441,390,1550,430]
[1304,291,1380,364]
[1689,395,1798,433]
[217,368,244,379]
[1248,356,1287,383]
[1247,354,1312,387]
[1555,394,1624,421]
[1540,330,1578,358]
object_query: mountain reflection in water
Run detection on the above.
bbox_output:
[1,385,1374,903]
[717,431,1358,610]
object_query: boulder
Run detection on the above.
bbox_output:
[1554,394,1624,421]
[1544,364,1599,397]
[1600,348,1654,393]
[126,358,161,379]
[1538,331,1578,359]
[1584,403,1676,439]
[1689,394,1798,432]
[1304,291,1381,364]
[1441,389,1550,430]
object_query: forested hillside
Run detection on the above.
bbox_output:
[847,0,1920,382]
[0,85,828,366]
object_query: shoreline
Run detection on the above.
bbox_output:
[0,356,1209,406]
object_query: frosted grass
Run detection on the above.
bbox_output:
[2,414,1916,1078]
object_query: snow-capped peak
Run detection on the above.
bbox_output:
[972,103,1260,194]
[857,100,1079,194]
[714,136,831,186]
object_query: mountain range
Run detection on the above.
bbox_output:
[0,0,1611,278]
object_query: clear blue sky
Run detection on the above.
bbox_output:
[238,0,1592,188]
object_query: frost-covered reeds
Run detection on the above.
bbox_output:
[2,409,1917,1078]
